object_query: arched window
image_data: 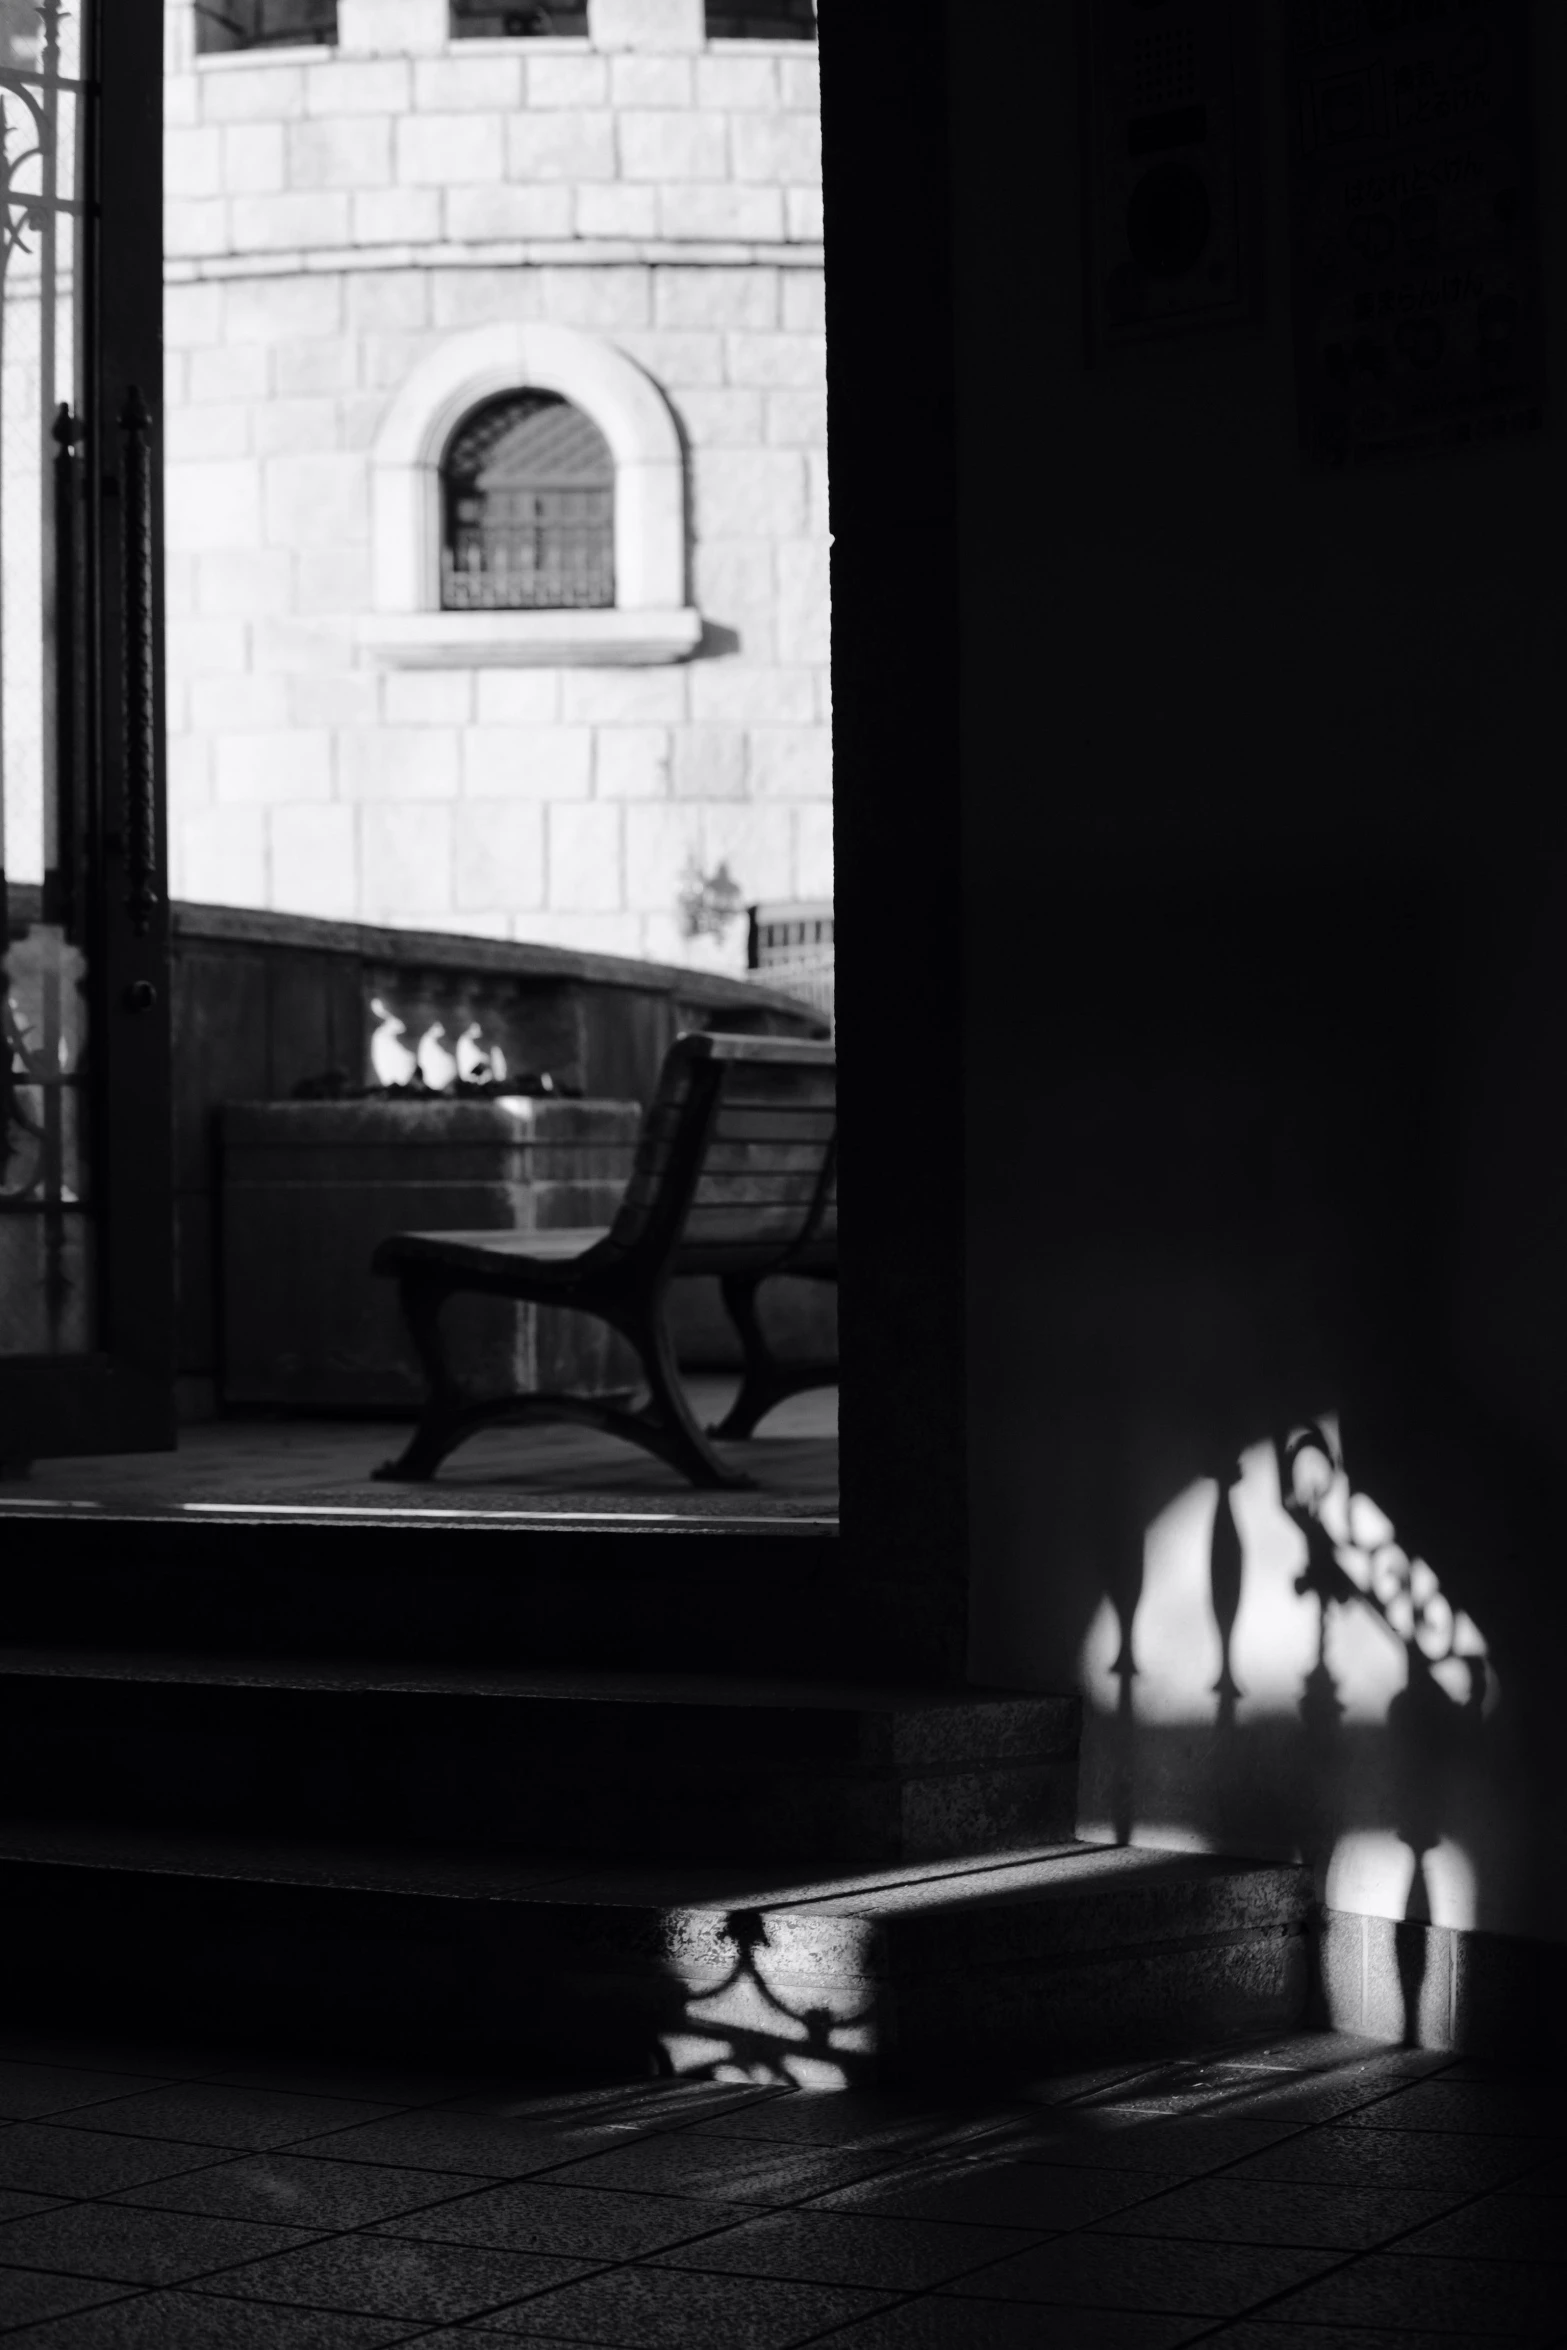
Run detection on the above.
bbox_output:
[441,393,614,613]
[366,322,698,665]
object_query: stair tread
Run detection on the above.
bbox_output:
[0,1649,1073,1720]
[0,1820,1307,1919]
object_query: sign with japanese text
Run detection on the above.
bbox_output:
[1079,0,1264,367]
[1286,0,1546,468]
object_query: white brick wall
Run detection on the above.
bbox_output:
[593,0,704,54]
[163,0,831,962]
[456,798,546,911]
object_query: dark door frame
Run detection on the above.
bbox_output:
[2,0,175,1461]
[820,0,968,1657]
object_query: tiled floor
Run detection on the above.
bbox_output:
[0,2029,1557,2345]
[0,1380,837,1525]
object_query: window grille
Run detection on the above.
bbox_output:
[441,393,615,613]
[194,0,337,52]
[449,0,589,35]
[706,0,815,35]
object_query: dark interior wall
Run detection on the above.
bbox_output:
[946,1,1567,1942]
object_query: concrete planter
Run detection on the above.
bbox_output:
[221,1097,641,1410]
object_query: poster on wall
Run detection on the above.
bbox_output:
[1286,0,1547,470]
[1078,0,1265,367]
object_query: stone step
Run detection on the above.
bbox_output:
[0,1826,1312,2086]
[0,1513,961,1682]
[0,1652,1080,1866]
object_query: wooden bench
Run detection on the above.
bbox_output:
[370,1031,837,1490]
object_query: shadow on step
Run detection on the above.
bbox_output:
[0,1838,1311,2091]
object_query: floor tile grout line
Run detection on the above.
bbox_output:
[3,2152,1226,2333]
[179,2231,774,2334]
[11,2082,1558,2229]
[1157,2214,1542,2340]
[613,2223,1063,2299]
[4,2157,966,2310]
[1,2053,1556,2343]
[0,2285,146,2340]
[0,2214,347,2289]
[1035,2068,1473,2140]
[7,2125,1551,2323]
[0,2223,643,2337]
[16,2096,777,2171]
[2,2126,897,2221]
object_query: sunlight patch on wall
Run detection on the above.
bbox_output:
[1079,1419,1497,1735]
[1082,1476,1223,1725]
[1326,1829,1477,1933]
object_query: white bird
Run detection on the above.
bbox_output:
[455,1022,492,1084]
[368,998,417,1088]
[416,1023,459,1092]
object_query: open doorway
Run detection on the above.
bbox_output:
[9,0,836,1521]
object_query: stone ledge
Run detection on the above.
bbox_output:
[193,44,329,70]
[165,240,826,280]
[0,1832,1309,2083]
[1312,1903,1567,2060]
[358,608,704,669]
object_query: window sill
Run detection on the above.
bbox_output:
[195,44,333,66]
[357,608,703,669]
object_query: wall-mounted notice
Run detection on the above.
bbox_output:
[1079,0,1264,368]
[1286,0,1546,469]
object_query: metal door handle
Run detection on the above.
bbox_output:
[119,387,158,939]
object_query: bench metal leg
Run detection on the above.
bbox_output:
[708,1273,839,1441]
[374,1274,754,1492]
[620,1292,755,1491]
[373,1275,475,1482]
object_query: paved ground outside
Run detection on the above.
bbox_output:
[0,2026,1556,2344]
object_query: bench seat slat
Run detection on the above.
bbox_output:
[676,1212,817,1250]
[631,1138,832,1174]
[640,1110,835,1148]
[692,1166,825,1196]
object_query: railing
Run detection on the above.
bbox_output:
[442,498,614,611]
[748,899,834,1027]
[194,0,337,54]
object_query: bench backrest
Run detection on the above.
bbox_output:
[606,1031,836,1278]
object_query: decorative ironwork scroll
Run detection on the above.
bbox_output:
[48,399,78,935]
[442,393,614,613]
[120,386,158,939]
[1279,1420,1493,1717]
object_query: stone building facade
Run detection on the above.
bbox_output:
[161,0,829,971]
